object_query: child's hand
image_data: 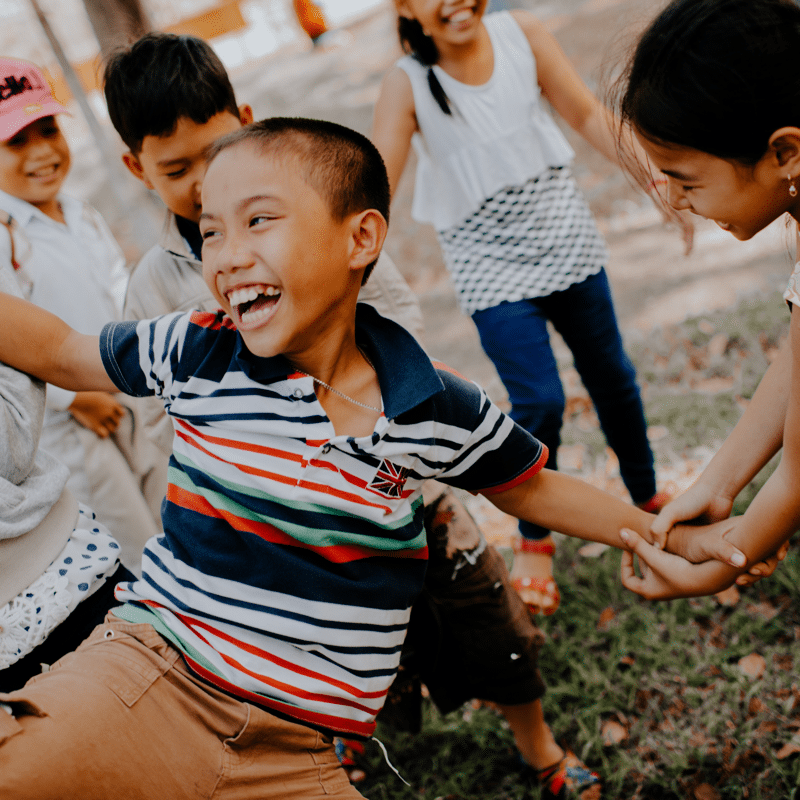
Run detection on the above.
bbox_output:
[619,528,712,599]
[666,518,745,565]
[68,391,125,438]
[735,539,790,587]
[650,483,734,546]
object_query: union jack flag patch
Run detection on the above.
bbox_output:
[369,459,410,498]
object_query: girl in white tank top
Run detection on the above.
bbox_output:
[372,1,688,628]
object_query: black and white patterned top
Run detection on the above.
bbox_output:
[438,166,607,315]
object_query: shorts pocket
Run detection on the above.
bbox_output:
[46,619,177,708]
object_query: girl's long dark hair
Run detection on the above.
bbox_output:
[398,16,453,115]
[614,0,800,164]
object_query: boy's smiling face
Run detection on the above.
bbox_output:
[199,141,377,362]
[123,108,251,223]
[0,116,69,219]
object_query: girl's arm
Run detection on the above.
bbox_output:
[512,10,693,252]
[511,10,620,164]
[623,309,800,599]
[651,334,790,542]
[371,66,418,198]
[0,292,114,393]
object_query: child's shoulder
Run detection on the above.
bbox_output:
[124,240,213,321]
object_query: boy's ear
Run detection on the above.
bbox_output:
[239,104,254,126]
[121,151,154,190]
[768,128,800,176]
[348,210,387,272]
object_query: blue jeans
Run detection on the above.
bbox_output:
[472,270,655,539]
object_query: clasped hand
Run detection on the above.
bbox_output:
[618,487,788,600]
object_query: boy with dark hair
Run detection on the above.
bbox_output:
[104,32,421,453]
[0,117,743,798]
[101,33,588,789]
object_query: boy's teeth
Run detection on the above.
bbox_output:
[31,165,57,177]
[449,9,472,22]
[227,285,281,309]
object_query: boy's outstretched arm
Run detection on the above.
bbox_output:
[0,291,114,392]
[488,468,743,563]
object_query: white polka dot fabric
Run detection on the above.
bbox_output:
[0,504,120,668]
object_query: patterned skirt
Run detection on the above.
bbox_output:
[437,166,608,316]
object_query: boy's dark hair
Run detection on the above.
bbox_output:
[397,17,452,115]
[207,117,390,283]
[616,0,800,165]
[103,32,240,154]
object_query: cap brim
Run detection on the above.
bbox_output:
[0,100,71,141]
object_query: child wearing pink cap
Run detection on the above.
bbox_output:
[0,58,164,575]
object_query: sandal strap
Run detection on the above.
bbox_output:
[514,536,556,555]
[514,576,557,592]
[535,752,600,799]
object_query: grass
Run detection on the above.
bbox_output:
[355,292,800,799]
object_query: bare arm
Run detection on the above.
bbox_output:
[490,468,653,547]
[371,66,418,198]
[513,10,693,252]
[512,11,625,166]
[488,468,741,564]
[624,311,800,599]
[651,334,790,540]
[0,292,115,393]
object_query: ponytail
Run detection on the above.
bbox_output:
[397,16,453,115]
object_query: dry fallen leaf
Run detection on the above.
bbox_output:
[601,719,628,746]
[746,600,780,621]
[748,696,766,717]
[775,734,800,760]
[738,652,767,680]
[694,783,721,800]
[597,606,616,630]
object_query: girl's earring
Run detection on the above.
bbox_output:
[789,175,798,198]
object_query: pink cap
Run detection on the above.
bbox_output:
[0,58,69,141]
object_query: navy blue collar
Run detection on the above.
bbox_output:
[234,303,444,419]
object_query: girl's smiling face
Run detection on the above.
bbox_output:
[0,116,69,220]
[398,0,486,47]
[637,134,797,241]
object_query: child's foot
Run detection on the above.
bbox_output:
[533,751,601,800]
[334,738,366,783]
[510,535,560,615]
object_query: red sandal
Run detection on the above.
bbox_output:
[511,537,560,616]
[535,751,601,800]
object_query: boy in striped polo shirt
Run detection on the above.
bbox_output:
[0,118,744,799]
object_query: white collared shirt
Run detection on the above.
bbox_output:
[0,190,126,414]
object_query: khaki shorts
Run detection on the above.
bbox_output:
[0,617,363,800]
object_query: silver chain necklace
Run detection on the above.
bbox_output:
[296,350,381,413]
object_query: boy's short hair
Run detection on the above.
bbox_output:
[207,118,390,282]
[103,32,240,154]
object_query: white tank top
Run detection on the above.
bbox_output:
[397,11,575,231]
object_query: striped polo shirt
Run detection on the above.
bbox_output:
[100,303,546,737]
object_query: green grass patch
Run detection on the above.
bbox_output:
[357,292,800,799]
